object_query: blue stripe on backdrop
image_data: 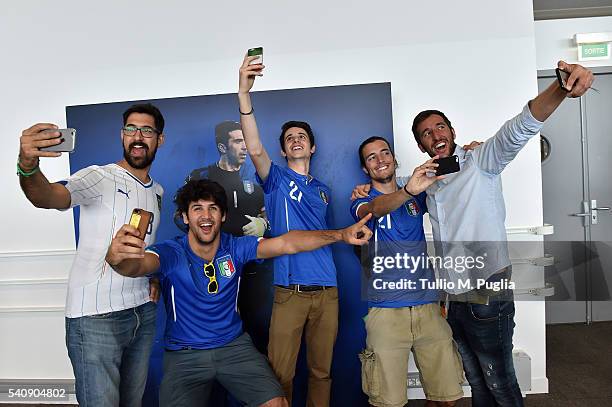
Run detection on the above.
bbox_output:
[66,82,394,407]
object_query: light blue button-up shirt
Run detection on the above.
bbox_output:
[402,104,544,293]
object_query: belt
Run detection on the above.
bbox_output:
[275,284,334,292]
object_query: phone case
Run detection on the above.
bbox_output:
[40,128,76,153]
[435,155,460,176]
[129,208,153,240]
[247,47,263,64]
[555,68,570,92]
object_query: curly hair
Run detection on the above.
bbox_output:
[174,179,228,217]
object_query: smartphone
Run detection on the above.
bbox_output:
[434,155,460,176]
[555,68,570,92]
[247,47,263,65]
[129,208,153,240]
[39,128,76,153]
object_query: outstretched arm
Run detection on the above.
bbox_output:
[238,55,273,181]
[529,61,594,122]
[256,214,373,259]
[19,123,71,209]
[106,224,160,277]
[475,61,593,174]
[356,158,440,219]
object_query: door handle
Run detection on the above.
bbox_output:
[571,201,591,226]
[592,207,610,211]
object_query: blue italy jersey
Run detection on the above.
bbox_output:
[146,233,259,350]
[257,162,336,286]
[350,188,438,308]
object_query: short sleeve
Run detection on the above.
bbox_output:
[146,241,180,278]
[61,166,106,208]
[350,196,372,222]
[232,236,261,267]
[256,161,283,193]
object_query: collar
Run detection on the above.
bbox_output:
[180,233,229,265]
[287,166,313,184]
[454,145,468,164]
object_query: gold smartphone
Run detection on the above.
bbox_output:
[129,208,153,240]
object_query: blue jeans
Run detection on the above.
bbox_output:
[447,300,523,407]
[65,301,157,407]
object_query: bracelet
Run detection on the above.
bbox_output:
[16,159,40,177]
[239,106,254,115]
[403,183,413,197]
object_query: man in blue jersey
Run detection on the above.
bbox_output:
[179,120,271,354]
[351,136,464,407]
[105,179,372,407]
[237,55,338,406]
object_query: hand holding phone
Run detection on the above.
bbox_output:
[247,47,263,65]
[39,128,76,153]
[433,155,460,176]
[129,208,153,240]
[556,66,598,95]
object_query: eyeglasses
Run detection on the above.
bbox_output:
[121,125,160,138]
[204,262,218,294]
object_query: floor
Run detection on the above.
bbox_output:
[5,322,611,406]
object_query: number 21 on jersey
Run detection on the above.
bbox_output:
[289,181,303,203]
[378,214,392,229]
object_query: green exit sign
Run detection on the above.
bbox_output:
[579,43,610,61]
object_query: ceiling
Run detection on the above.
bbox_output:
[534,0,612,20]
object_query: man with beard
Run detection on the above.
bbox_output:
[350,136,464,407]
[354,61,594,406]
[408,61,593,407]
[105,179,373,407]
[18,103,165,407]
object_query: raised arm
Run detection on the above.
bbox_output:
[105,224,160,277]
[355,158,441,219]
[18,123,72,209]
[529,60,594,122]
[238,54,272,181]
[474,61,593,174]
[256,214,373,259]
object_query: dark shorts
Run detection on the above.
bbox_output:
[159,332,283,407]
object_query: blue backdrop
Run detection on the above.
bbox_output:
[66,82,394,406]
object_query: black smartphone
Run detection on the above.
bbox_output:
[555,68,570,92]
[247,47,263,65]
[40,128,76,153]
[434,155,460,176]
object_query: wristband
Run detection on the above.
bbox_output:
[239,106,254,115]
[403,183,413,197]
[16,159,40,177]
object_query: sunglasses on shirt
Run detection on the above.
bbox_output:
[204,262,218,294]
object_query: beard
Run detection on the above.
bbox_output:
[123,142,157,169]
[374,174,394,184]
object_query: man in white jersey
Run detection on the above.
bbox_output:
[18,103,165,407]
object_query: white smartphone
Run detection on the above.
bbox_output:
[248,47,263,65]
[40,128,76,153]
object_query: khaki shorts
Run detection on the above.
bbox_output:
[359,303,464,407]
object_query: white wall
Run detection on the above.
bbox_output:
[535,16,612,69]
[0,0,550,396]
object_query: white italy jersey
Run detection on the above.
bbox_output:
[62,163,163,318]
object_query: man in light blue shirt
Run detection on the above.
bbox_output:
[409,61,593,406]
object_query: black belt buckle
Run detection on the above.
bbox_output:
[277,284,327,292]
